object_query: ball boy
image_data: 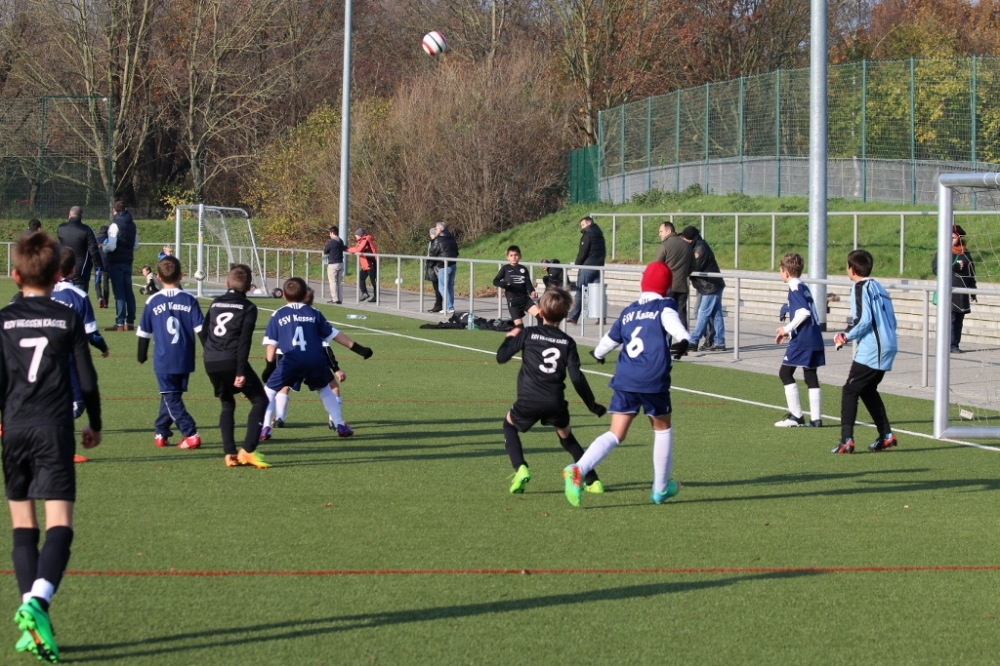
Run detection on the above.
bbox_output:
[496,288,606,494]
[564,262,690,507]
[773,253,825,428]
[136,256,204,450]
[200,264,270,468]
[0,232,102,662]
[832,250,899,454]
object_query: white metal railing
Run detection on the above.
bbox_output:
[588,209,997,274]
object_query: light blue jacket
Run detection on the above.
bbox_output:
[845,278,898,371]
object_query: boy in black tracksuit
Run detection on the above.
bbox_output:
[199,264,270,468]
[493,245,540,327]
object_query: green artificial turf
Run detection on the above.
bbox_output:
[0,280,998,664]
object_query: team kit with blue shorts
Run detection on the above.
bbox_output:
[775,277,826,428]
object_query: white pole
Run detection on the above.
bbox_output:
[337,0,354,241]
[808,0,829,327]
[197,203,204,298]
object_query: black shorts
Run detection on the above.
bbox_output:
[2,425,76,501]
[508,399,570,433]
[507,295,536,320]
[207,367,267,402]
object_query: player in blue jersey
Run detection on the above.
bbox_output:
[563,262,690,507]
[263,278,372,438]
[136,256,205,450]
[773,253,825,428]
[53,248,110,463]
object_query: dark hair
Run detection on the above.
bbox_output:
[59,246,76,278]
[328,227,339,235]
[506,245,521,255]
[157,256,182,283]
[304,287,315,306]
[141,265,152,273]
[27,219,41,231]
[538,288,572,323]
[13,232,60,288]
[660,221,675,233]
[113,200,126,213]
[847,249,874,277]
[283,277,307,302]
[579,216,594,226]
[228,263,252,292]
[780,253,804,278]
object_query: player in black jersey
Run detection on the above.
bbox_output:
[493,246,541,327]
[199,264,270,468]
[496,288,606,494]
[0,232,101,662]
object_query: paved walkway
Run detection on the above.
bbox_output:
[332,284,998,412]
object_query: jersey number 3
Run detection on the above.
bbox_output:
[19,337,49,383]
[538,347,560,374]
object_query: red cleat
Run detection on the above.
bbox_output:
[179,434,201,450]
[154,434,170,448]
[73,454,88,463]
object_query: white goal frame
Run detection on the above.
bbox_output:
[934,173,1000,439]
[173,204,266,298]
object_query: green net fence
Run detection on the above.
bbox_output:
[0,96,112,228]
[600,57,1000,205]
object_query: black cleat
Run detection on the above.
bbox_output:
[808,419,823,428]
[831,438,855,454]
[868,433,898,452]
[274,418,285,429]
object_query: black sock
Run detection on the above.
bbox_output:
[37,526,73,596]
[243,393,268,453]
[503,420,526,469]
[11,528,40,597]
[219,397,237,455]
[559,434,599,484]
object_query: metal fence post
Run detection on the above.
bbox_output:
[611,215,617,260]
[396,256,402,309]
[899,213,905,275]
[734,214,740,269]
[909,57,916,205]
[922,288,929,387]
[861,59,867,202]
[733,276,740,360]
[770,214,776,269]
[853,213,859,249]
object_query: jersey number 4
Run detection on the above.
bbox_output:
[291,326,307,351]
[19,337,49,383]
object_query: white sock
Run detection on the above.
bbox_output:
[29,579,54,604]
[263,386,277,426]
[577,432,620,477]
[275,393,290,421]
[784,384,802,418]
[21,593,31,603]
[808,388,822,422]
[652,428,673,493]
[319,386,343,426]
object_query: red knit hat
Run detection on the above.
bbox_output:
[640,261,672,296]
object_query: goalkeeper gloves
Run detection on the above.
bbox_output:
[589,350,605,364]
[671,339,690,360]
[350,342,374,359]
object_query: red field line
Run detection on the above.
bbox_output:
[0,565,996,577]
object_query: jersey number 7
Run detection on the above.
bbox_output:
[19,337,49,382]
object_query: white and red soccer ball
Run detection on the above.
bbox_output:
[422,31,447,56]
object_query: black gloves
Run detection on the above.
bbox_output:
[351,342,374,359]
[589,350,605,364]
[262,358,277,382]
[591,404,607,417]
[671,339,690,360]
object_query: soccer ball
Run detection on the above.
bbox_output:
[193,269,206,281]
[422,31,447,56]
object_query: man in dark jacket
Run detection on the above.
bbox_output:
[431,222,460,313]
[56,206,103,292]
[681,226,726,351]
[567,216,606,324]
[323,227,346,304]
[932,224,977,353]
[425,227,444,312]
[104,201,139,331]
[653,221,693,330]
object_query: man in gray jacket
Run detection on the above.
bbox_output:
[653,222,693,330]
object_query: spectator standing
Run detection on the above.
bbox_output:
[94,225,110,308]
[932,224,977,354]
[680,226,726,351]
[347,229,378,303]
[653,222,693,331]
[433,222,459,314]
[104,201,139,331]
[426,227,444,313]
[566,216,606,325]
[56,206,103,293]
[323,227,346,304]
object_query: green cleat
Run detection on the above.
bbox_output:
[584,479,605,494]
[509,465,531,494]
[15,630,34,653]
[651,478,681,505]
[14,598,58,663]
[563,465,582,507]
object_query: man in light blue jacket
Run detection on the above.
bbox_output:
[832,250,898,454]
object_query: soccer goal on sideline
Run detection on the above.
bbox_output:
[173,204,268,299]
[935,173,1000,440]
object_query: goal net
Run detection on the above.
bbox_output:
[173,205,267,298]
[934,174,1000,441]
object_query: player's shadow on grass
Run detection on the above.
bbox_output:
[63,570,822,661]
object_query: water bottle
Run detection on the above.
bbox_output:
[346,314,367,320]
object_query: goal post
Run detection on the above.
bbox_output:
[934,173,1000,440]
[173,204,267,298]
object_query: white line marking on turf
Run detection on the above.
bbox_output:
[328,320,1000,452]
